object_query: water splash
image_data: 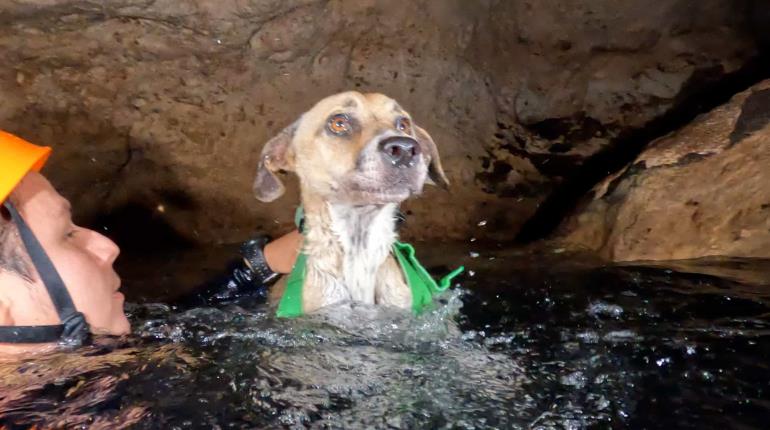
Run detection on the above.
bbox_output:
[3,253,770,429]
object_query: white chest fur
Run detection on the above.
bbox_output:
[300,202,411,311]
[328,203,398,303]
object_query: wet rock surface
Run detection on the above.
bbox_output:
[0,0,764,245]
[559,80,770,261]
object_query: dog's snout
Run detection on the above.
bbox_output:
[378,136,420,168]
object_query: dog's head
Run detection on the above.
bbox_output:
[253,91,449,205]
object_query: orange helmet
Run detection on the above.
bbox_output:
[0,130,51,203]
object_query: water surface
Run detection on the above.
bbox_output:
[2,245,769,429]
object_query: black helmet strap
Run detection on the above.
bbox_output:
[0,201,89,345]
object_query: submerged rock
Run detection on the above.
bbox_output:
[558,80,770,261]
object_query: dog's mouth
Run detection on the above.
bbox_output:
[341,185,413,204]
[332,146,428,204]
[335,174,420,204]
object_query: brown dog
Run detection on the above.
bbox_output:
[253,91,448,314]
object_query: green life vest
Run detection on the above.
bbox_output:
[276,208,464,318]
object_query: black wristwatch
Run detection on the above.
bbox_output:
[240,236,280,286]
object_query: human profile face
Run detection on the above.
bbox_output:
[10,172,129,336]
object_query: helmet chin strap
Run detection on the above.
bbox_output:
[0,201,90,346]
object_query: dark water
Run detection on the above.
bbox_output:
[2,245,770,429]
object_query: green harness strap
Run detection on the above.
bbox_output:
[392,241,465,314]
[276,251,307,318]
[276,208,464,318]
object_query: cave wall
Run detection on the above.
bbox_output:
[0,0,763,246]
[558,80,770,261]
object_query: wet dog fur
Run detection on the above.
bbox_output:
[253,91,448,314]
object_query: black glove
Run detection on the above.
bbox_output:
[174,236,280,308]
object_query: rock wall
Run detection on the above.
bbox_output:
[0,0,763,246]
[558,80,770,261]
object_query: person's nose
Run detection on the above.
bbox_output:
[85,229,121,265]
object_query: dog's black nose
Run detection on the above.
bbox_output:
[379,136,420,167]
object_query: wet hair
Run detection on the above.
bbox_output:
[0,197,34,281]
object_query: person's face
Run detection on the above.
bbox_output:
[12,172,129,335]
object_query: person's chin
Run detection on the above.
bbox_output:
[115,317,131,335]
[105,294,131,335]
[107,314,131,336]
[91,316,130,336]
[114,296,131,335]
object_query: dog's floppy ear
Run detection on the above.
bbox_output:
[253,118,300,202]
[415,126,450,189]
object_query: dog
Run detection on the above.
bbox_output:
[253,91,449,314]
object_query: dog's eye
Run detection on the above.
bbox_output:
[396,117,412,133]
[327,114,352,136]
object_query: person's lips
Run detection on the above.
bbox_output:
[113,291,125,303]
